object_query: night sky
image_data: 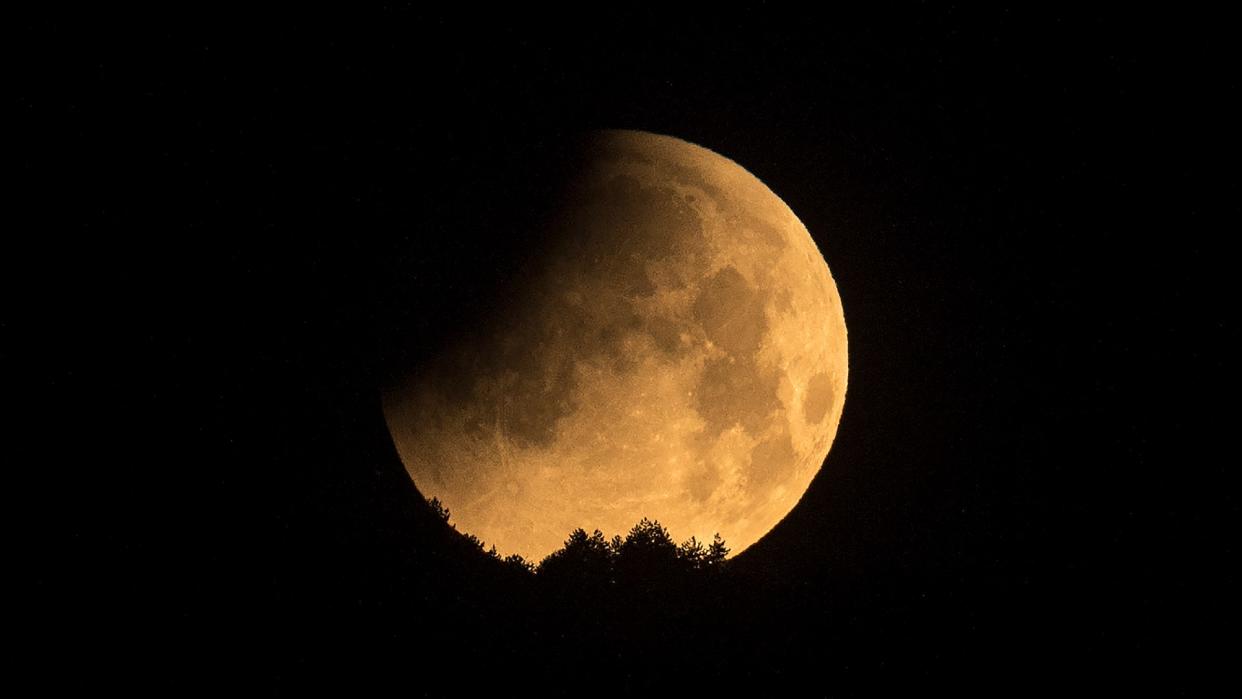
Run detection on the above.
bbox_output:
[19,10,1233,695]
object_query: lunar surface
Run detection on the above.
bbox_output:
[383,130,848,561]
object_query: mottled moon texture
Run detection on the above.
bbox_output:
[383,130,848,561]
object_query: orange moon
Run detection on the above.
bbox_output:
[383,130,848,561]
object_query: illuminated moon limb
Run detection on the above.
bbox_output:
[383,130,847,561]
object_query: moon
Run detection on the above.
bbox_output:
[382,130,847,561]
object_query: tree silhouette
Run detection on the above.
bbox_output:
[705,533,729,567]
[502,553,535,573]
[537,528,616,598]
[679,536,706,569]
[538,529,613,575]
[427,496,451,524]
[611,517,686,603]
[420,496,730,592]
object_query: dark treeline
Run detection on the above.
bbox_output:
[426,496,730,581]
[405,496,741,692]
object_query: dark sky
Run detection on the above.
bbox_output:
[18,9,1233,695]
